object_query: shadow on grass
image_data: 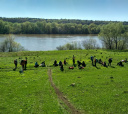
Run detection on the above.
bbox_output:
[92,65,101,69]
[95,66,101,69]
[109,66,115,68]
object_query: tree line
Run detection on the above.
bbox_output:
[2,17,128,25]
[0,19,101,34]
[0,17,128,34]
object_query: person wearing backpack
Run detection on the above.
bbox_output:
[94,58,98,67]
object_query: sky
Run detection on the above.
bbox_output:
[0,0,128,21]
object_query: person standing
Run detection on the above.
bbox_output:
[108,58,112,66]
[14,59,17,69]
[20,60,25,70]
[90,56,94,65]
[94,58,98,67]
[24,57,27,70]
[73,55,75,65]
[64,59,67,65]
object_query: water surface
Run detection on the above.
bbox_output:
[0,34,101,51]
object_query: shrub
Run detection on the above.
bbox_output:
[56,42,82,50]
[0,35,25,52]
[82,38,100,49]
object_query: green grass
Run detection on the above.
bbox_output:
[0,50,128,114]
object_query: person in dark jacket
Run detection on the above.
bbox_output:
[24,57,27,70]
[90,56,94,65]
[117,61,124,67]
[60,64,64,71]
[53,60,58,66]
[108,58,112,66]
[82,61,86,67]
[14,59,17,69]
[64,59,67,65]
[73,55,75,65]
[59,61,62,66]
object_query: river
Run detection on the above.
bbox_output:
[0,34,102,51]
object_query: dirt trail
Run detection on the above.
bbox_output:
[48,69,81,114]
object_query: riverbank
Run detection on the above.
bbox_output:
[0,50,128,113]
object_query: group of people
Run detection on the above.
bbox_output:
[14,55,127,72]
[77,60,86,69]
[53,55,86,71]
[90,56,127,68]
[117,59,127,67]
[90,56,113,67]
[34,61,46,68]
[53,59,66,71]
[14,57,27,71]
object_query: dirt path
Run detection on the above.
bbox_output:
[48,69,81,114]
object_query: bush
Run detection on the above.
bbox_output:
[56,42,82,50]
[82,38,100,49]
[0,35,25,52]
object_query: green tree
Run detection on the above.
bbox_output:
[13,23,21,34]
[51,22,59,34]
[88,23,97,34]
[82,24,89,34]
[45,23,52,34]
[99,22,128,50]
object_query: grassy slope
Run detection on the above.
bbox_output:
[51,50,128,113]
[0,51,69,114]
[0,50,128,114]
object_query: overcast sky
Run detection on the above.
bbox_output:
[0,0,128,21]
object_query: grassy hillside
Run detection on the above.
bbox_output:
[0,50,128,114]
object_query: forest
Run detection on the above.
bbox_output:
[0,17,128,34]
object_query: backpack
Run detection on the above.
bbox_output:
[91,56,93,61]
[20,60,24,65]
